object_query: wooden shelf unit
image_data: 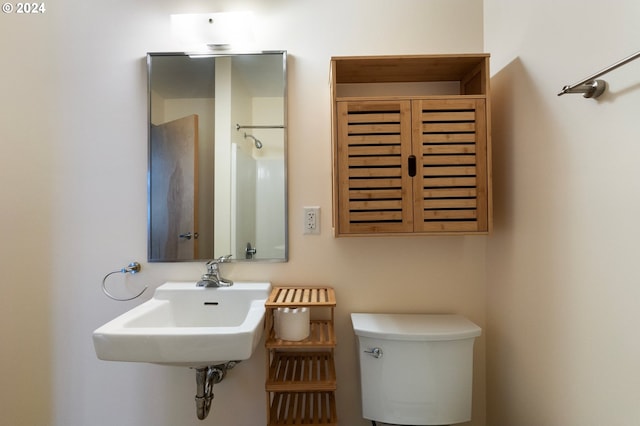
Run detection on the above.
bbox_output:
[265,286,337,426]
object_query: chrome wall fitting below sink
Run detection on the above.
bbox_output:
[194,361,238,420]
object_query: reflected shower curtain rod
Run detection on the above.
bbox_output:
[558,50,640,99]
[235,123,285,130]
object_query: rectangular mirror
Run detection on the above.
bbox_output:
[147,51,287,262]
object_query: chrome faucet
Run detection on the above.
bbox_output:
[197,255,233,287]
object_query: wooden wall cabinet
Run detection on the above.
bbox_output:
[330,54,492,236]
[264,286,337,426]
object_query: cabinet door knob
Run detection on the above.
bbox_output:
[408,155,416,177]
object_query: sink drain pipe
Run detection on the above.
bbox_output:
[194,361,237,420]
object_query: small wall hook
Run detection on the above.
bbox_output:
[101,262,148,301]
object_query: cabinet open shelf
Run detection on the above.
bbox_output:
[266,351,337,392]
[268,391,337,426]
[266,320,336,349]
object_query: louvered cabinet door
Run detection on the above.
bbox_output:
[411,99,489,233]
[336,100,414,234]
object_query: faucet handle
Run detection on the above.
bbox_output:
[206,254,232,265]
[205,255,232,272]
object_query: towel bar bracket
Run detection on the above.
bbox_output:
[559,79,607,99]
[558,50,640,99]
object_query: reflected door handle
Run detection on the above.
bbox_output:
[179,232,198,240]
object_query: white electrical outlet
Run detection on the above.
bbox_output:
[303,206,320,234]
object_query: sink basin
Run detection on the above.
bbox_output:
[92,281,271,367]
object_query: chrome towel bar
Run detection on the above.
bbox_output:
[558,50,640,99]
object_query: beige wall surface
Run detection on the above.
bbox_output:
[485,1,640,425]
[0,1,486,425]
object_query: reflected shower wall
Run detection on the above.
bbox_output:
[256,157,285,258]
[231,145,285,260]
[231,144,257,259]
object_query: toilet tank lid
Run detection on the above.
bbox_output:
[351,313,481,341]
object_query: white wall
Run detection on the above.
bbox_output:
[0,1,486,425]
[485,1,640,424]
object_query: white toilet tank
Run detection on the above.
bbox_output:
[351,313,481,426]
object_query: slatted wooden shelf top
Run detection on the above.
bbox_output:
[265,286,337,426]
[265,286,336,308]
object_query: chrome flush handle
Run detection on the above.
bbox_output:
[364,347,383,359]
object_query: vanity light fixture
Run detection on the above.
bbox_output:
[171,11,256,52]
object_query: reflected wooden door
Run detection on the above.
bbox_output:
[150,114,199,261]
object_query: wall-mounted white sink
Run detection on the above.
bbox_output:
[92,281,271,367]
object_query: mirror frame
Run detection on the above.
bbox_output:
[146,50,288,263]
